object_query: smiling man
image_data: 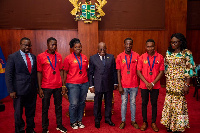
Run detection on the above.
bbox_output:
[37,37,67,133]
[116,38,140,130]
[89,42,118,129]
[5,37,37,133]
[137,39,164,132]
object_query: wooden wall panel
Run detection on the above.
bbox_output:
[98,30,166,58]
[0,0,193,85]
[0,30,78,60]
[78,21,99,58]
[187,30,200,64]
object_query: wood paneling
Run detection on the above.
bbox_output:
[1,0,197,85]
[98,30,166,58]
[0,30,78,60]
[187,30,200,64]
[78,21,99,58]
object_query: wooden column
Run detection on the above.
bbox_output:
[78,21,99,58]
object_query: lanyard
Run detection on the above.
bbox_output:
[147,56,156,72]
[47,54,57,71]
[74,53,82,71]
[125,52,132,71]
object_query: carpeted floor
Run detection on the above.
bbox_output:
[0,87,200,133]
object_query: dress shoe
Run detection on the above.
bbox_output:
[151,123,159,132]
[167,128,172,132]
[19,130,25,133]
[140,122,148,131]
[105,120,115,126]
[131,121,140,129]
[26,128,36,133]
[119,121,125,129]
[95,122,100,128]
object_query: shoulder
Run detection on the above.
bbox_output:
[140,53,147,58]
[56,52,62,58]
[30,53,36,58]
[133,51,139,57]
[166,50,171,55]
[156,52,164,58]
[65,53,73,58]
[107,54,114,57]
[81,54,88,59]
[37,52,45,57]
[90,54,97,59]
[8,51,20,59]
[117,52,123,58]
[182,49,192,55]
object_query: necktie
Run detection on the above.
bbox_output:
[25,54,32,73]
[102,56,105,66]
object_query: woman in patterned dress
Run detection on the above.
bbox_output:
[160,33,196,132]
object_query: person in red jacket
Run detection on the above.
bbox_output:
[63,38,89,129]
[116,38,140,129]
[137,39,164,132]
[37,37,67,133]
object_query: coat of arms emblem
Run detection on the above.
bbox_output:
[69,0,107,23]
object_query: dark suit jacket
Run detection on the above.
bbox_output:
[89,53,118,92]
[5,51,37,95]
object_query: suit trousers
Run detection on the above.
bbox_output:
[42,88,62,129]
[13,92,37,133]
[141,89,159,123]
[94,91,113,122]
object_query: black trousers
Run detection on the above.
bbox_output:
[94,91,113,122]
[13,92,37,133]
[42,88,62,129]
[141,89,159,123]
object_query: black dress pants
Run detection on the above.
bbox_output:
[42,88,62,129]
[94,91,113,122]
[13,92,37,133]
[141,89,159,123]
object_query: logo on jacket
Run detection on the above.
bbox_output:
[122,59,126,64]
[74,60,78,63]
[144,60,148,64]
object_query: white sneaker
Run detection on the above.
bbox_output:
[78,122,85,128]
[70,123,78,129]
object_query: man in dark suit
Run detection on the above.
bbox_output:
[89,42,118,128]
[5,37,37,133]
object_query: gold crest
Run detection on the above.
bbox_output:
[69,0,107,23]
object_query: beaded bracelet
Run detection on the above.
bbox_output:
[184,83,190,87]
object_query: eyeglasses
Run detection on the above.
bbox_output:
[21,44,32,47]
[170,41,180,45]
[99,48,107,51]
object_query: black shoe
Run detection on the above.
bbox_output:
[105,120,115,126]
[56,125,67,133]
[167,128,172,132]
[95,122,100,128]
[26,128,36,133]
[19,130,25,133]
